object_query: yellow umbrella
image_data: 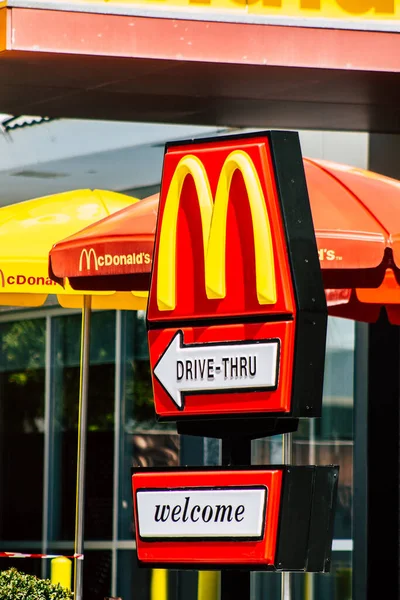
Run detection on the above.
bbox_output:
[0,188,146,309]
[0,188,143,597]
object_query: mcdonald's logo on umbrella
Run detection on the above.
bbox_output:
[147,131,327,421]
[78,246,151,273]
[79,248,99,271]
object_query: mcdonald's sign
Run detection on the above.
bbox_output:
[147,131,327,421]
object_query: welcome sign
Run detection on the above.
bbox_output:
[132,465,338,570]
[137,486,267,539]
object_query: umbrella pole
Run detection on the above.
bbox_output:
[74,295,92,600]
[281,432,293,600]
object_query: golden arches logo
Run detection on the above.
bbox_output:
[79,248,99,272]
[157,150,277,312]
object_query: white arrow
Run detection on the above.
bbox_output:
[153,331,280,410]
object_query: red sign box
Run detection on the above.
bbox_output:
[132,465,339,571]
[133,468,282,567]
[149,321,294,418]
[147,131,327,421]
[147,136,295,323]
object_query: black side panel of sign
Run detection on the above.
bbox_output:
[306,466,339,572]
[274,467,314,570]
[292,310,328,418]
[268,131,327,418]
[268,131,326,314]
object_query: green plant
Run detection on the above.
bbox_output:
[0,568,73,600]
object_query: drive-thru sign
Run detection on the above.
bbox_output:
[154,332,280,410]
[147,131,327,421]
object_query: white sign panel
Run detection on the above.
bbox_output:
[154,331,280,409]
[136,486,267,540]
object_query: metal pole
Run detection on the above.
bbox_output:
[306,420,316,600]
[41,315,52,580]
[281,432,293,600]
[111,310,122,597]
[220,437,251,600]
[74,295,92,600]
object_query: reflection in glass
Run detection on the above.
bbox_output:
[117,550,181,600]
[122,310,156,430]
[252,317,355,599]
[50,311,116,542]
[117,550,151,600]
[312,317,354,542]
[291,551,352,600]
[0,557,43,579]
[82,550,112,600]
[0,318,45,542]
[118,311,179,541]
[0,306,356,600]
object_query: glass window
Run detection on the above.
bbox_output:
[49,311,116,543]
[122,310,156,431]
[118,311,179,542]
[291,552,352,600]
[117,550,190,600]
[252,316,355,600]
[0,556,43,579]
[252,551,352,600]
[0,318,46,543]
[83,550,112,600]
[117,550,152,600]
[0,307,356,600]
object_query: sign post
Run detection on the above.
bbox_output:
[132,130,337,599]
[220,436,252,599]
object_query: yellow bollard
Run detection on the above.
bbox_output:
[150,569,168,600]
[304,572,314,600]
[335,567,352,600]
[51,556,72,591]
[198,571,220,600]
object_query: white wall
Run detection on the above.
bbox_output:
[0,120,369,206]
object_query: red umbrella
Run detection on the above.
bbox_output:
[306,158,400,323]
[49,162,400,323]
[49,194,158,293]
[305,158,399,289]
